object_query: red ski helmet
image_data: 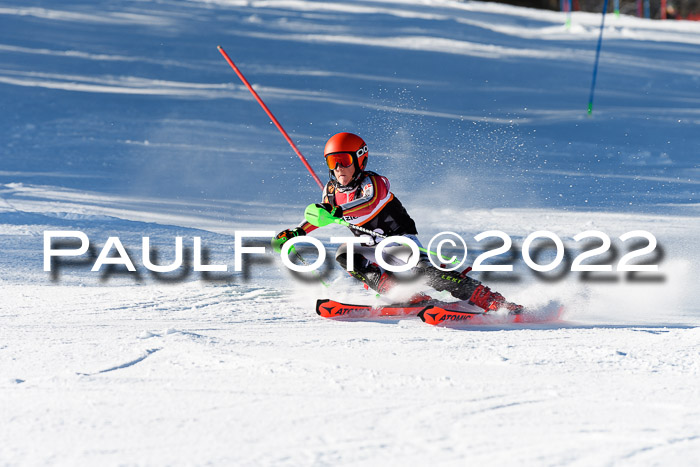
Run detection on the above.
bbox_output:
[324,132,368,174]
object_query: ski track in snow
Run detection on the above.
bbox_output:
[1,0,700,464]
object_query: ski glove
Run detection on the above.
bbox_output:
[316,203,343,218]
[272,227,305,253]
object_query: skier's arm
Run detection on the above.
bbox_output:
[296,220,318,234]
[293,182,336,234]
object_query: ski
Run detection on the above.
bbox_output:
[316,296,486,319]
[419,301,565,326]
[316,299,431,319]
[317,298,564,326]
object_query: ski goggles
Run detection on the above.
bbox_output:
[325,152,354,170]
[325,145,367,170]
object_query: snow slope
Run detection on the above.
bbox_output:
[1,0,699,464]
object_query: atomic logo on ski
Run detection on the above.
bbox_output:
[318,303,353,317]
[419,306,483,326]
[438,312,474,323]
[333,307,357,316]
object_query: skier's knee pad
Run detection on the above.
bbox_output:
[337,253,371,273]
[335,243,348,267]
[335,253,347,269]
[335,244,349,268]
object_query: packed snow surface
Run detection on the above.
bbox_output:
[1,0,699,464]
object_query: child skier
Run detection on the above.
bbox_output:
[274,132,522,313]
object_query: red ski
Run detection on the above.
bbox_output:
[315,297,487,320]
[316,299,564,326]
[316,299,431,318]
[419,301,565,326]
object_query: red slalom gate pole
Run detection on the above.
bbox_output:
[217,45,324,189]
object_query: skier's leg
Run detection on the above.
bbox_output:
[415,261,523,313]
[335,243,396,294]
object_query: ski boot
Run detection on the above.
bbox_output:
[468,284,523,314]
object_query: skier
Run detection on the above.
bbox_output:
[274,132,522,313]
